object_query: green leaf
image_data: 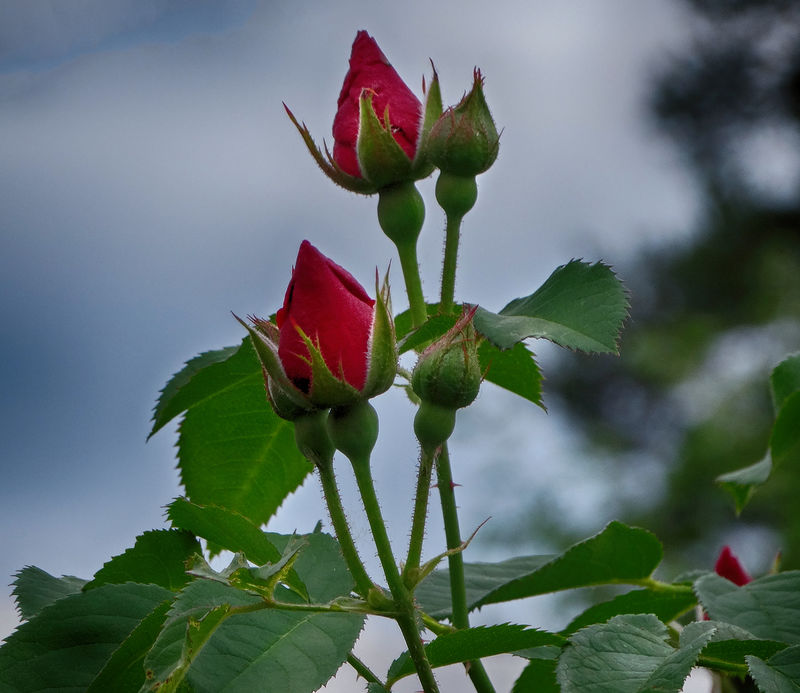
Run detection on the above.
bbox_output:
[10,565,87,621]
[166,499,308,600]
[0,582,172,692]
[513,658,559,693]
[398,313,458,354]
[638,620,717,693]
[85,529,201,591]
[175,339,312,526]
[87,600,172,693]
[143,556,364,692]
[771,352,800,411]
[150,342,241,438]
[479,340,544,407]
[716,456,773,514]
[416,521,662,618]
[771,391,800,469]
[698,620,785,668]
[387,624,564,683]
[696,572,800,644]
[747,645,800,692]
[562,585,697,635]
[473,260,629,353]
[556,614,673,693]
[265,531,355,603]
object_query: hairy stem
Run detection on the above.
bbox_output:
[316,457,374,598]
[350,453,440,693]
[403,448,436,584]
[396,240,428,328]
[440,212,463,315]
[436,443,496,693]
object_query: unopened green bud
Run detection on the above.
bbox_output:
[427,69,499,177]
[327,400,379,462]
[411,308,481,410]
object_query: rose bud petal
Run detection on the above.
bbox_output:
[714,545,752,586]
[240,241,397,413]
[284,32,441,194]
[278,240,375,392]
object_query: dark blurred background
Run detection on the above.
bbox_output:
[504,0,800,576]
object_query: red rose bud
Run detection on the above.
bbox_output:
[285,31,442,194]
[714,546,752,586]
[239,241,396,412]
[427,69,500,177]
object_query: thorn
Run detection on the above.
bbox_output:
[450,481,461,490]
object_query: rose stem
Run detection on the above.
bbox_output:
[315,456,374,598]
[403,447,435,584]
[348,451,440,693]
[435,443,496,693]
[437,172,478,315]
[396,240,428,328]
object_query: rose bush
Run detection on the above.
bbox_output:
[240,240,396,413]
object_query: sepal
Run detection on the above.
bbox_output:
[284,103,377,195]
[363,269,398,398]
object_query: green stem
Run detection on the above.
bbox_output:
[316,457,374,598]
[435,443,496,693]
[396,240,427,328]
[349,453,440,693]
[403,448,436,585]
[440,212,463,315]
[347,653,385,686]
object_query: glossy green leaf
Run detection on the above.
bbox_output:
[562,585,697,635]
[387,624,563,682]
[150,342,241,438]
[416,522,662,618]
[85,529,201,591]
[479,340,544,407]
[696,572,800,645]
[770,352,800,411]
[747,645,800,693]
[175,340,312,526]
[87,600,172,693]
[473,260,628,353]
[0,582,172,692]
[10,566,87,621]
[716,456,772,514]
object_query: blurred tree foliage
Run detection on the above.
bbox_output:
[540,0,800,573]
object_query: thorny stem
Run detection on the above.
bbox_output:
[435,443,496,693]
[316,456,374,598]
[347,653,385,686]
[403,447,436,585]
[349,452,440,693]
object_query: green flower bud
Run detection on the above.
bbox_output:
[427,69,500,177]
[411,307,482,410]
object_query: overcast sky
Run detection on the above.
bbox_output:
[0,1,704,690]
